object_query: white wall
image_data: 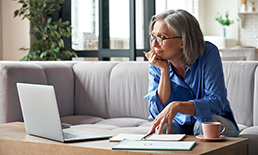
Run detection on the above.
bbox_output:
[239,14,258,47]
[1,0,30,61]
[204,0,239,41]
[193,0,206,35]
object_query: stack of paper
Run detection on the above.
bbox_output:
[109,133,185,142]
[112,139,196,150]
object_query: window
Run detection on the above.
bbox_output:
[72,0,99,50]
[109,0,129,49]
[64,0,196,61]
[156,0,193,15]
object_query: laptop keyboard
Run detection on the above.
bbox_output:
[62,128,112,141]
[63,132,82,139]
[63,129,94,140]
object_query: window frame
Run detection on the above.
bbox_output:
[61,0,155,60]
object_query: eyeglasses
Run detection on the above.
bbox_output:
[149,34,181,46]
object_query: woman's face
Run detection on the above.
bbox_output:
[151,20,183,62]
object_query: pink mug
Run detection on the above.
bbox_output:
[202,122,226,138]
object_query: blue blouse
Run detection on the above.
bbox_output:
[143,41,238,130]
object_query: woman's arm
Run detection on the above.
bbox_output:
[157,66,171,104]
[145,50,171,104]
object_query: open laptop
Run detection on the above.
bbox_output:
[16,83,112,142]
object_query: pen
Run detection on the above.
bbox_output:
[141,133,154,141]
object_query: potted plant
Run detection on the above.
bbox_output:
[14,0,77,61]
[214,11,238,37]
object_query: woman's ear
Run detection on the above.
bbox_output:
[180,41,183,49]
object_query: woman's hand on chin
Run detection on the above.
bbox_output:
[144,50,169,72]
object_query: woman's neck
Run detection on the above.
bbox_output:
[170,61,186,79]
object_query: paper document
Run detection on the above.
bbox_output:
[109,133,185,142]
[112,139,196,150]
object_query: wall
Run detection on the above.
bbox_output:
[0,0,2,60]
[1,0,30,61]
[203,0,258,47]
[239,14,258,47]
[204,0,239,43]
[193,0,206,35]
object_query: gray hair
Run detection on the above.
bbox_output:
[149,9,205,68]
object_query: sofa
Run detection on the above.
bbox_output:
[0,60,258,154]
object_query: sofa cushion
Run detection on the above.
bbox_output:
[0,62,47,123]
[74,124,119,130]
[60,115,104,125]
[95,117,150,127]
[73,62,118,118]
[109,62,150,119]
[35,62,75,117]
[222,61,258,127]
[239,126,258,155]
[0,61,75,123]
[237,124,248,133]
[71,117,151,133]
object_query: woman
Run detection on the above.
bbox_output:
[143,9,239,137]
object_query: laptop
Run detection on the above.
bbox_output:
[16,83,112,142]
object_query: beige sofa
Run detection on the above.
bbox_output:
[0,61,258,154]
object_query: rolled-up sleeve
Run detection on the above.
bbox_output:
[143,65,168,120]
[190,43,228,123]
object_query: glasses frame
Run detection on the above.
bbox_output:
[149,34,181,46]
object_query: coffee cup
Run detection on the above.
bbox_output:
[202,122,226,138]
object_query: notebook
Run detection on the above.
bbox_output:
[109,133,185,142]
[112,139,196,150]
[16,83,112,142]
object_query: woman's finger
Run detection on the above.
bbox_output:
[143,51,150,59]
[148,124,156,134]
[157,119,166,134]
[166,122,172,134]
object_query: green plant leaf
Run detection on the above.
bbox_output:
[39,51,46,59]
[58,18,62,23]
[22,56,28,61]
[18,0,25,4]
[214,11,236,26]
[63,21,70,25]
[66,27,71,33]
[35,32,42,40]
[14,0,77,61]
[14,10,19,17]
[22,3,27,8]
[51,31,55,37]
[47,18,52,24]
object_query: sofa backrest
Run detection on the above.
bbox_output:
[108,62,150,119]
[73,61,118,119]
[73,61,150,120]
[1,60,258,127]
[222,61,258,127]
[0,61,75,124]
